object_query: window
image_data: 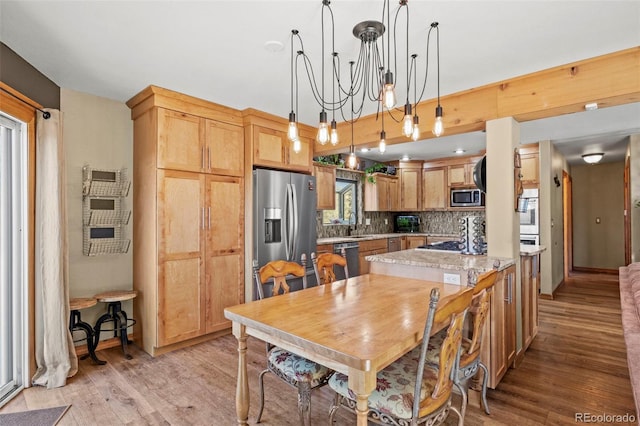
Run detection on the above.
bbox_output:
[322,178,357,225]
[0,113,27,407]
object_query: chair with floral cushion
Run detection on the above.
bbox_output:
[253,254,334,425]
[328,286,474,426]
[311,248,348,286]
[422,268,499,421]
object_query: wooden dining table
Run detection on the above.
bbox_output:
[223,273,467,425]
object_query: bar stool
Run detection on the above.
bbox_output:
[93,290,137,360]
[69,297,106,365]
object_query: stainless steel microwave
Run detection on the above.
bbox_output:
[450,188,485,207]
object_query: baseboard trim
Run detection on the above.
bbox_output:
[513,348,526,368]
[572,266,619,275]
[540,279,565,300]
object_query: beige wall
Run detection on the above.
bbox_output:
[571,161,625,269]
[630,134,640,262]
[539,141,569,295]
[61,88,133,330]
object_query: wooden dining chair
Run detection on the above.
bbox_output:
[253,254,333,425]
[423,268,499,421]
[311,248,348,285]
[328,286,474,426]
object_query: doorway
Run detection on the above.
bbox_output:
[0,113,29,407]
[562,170,572,279]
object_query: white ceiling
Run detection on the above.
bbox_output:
[1,1,639,165]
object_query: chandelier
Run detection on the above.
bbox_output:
[287,0,444,161]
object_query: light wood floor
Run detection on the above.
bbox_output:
[2,271,636,425]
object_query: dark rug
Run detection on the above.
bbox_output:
[0,405,70,426]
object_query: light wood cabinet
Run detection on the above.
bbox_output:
[521,254,540,352]
[364,174,399,212]
[399,165,421,211]
[405,235,426,249]
[313,164,337,210]
[127,85,244,356]
[358,239,388,275]
[422,167,447,210]
[316,243,333,255]
[520,152,539,186]
[480,265,517,389]
[157,108,243,177]
[448,163,476,186]
[244,109,313,173]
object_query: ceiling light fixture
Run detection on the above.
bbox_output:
[360,147,370,153]
[288,0,444,156]
[584,102,598,111]
[454,148,465,154]
[582,153,604,164]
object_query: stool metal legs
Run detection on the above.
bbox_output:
[94,301,135,360]
[69,310,106,365]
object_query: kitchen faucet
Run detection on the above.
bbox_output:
[347,212,356,236]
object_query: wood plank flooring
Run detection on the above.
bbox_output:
[2,271,636,425]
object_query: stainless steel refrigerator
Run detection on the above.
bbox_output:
[253,168,317,299]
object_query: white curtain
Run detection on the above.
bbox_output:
[32,109,77,389]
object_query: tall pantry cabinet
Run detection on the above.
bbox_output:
[127,86,244,356]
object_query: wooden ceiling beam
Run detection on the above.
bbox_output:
[314,46,640,154]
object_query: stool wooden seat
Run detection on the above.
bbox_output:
[93,290,138,360]
[69,297,105,365]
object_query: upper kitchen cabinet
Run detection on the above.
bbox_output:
[519,144,539,187]
[313,163,337,210]
[397,161,422,211]
[145,89,243,177]
[364,173,399,212]
[422,166,447,210]
[448,161,477,187]
[243,109,313,174]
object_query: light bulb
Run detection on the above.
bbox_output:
[402,103,413,138]
[348,151,357,169]
[330,119,339,145]
[382,71,396,109]
[316,111,329,145]
[287,113,298,141]
[432,105,444,137]
[379,130,386,153]
[292,137,302,154]
[411,116,420,141]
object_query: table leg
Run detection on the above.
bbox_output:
[355,394,369,426]
[232,323,249,426]
[349,368,375,426]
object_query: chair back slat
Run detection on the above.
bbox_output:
[253,254,307,299]
[414,287,473,420]
[466,269,498,355]
[312,249,348,285]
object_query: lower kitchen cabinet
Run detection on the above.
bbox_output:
[316,243,334,255]
[358,239,388,275]
[521,253,540,351]
[405,236,426,249]
[480,265,517,389]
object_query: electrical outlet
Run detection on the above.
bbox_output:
[384,219,388,225]
[443,273,461,285]
[365,218,371,225]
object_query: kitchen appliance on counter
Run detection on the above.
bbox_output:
[450,188,485,208]
[519,188,539,246]
[394,215,420,233]
[253,168,317,299]
[459,215,487,255]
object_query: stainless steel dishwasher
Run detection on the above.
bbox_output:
[388,236,401,252]
[334,242,360,279]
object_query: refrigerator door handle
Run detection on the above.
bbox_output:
[291,183,299,259]
[284,184,293,261]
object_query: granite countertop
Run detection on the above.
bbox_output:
[365,249,516,272]
[520,245,546,256]
[317,233,456,245]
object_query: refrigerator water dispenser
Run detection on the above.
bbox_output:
[264,207,282,244]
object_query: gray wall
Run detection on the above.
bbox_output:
[0,42,60,109]
[572,161,625,270]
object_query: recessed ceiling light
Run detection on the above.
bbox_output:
[585,102,598,111]
[401,155,410,161]
[360,147,369,152]
[454,148,465,154]
[264,40,284,52]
